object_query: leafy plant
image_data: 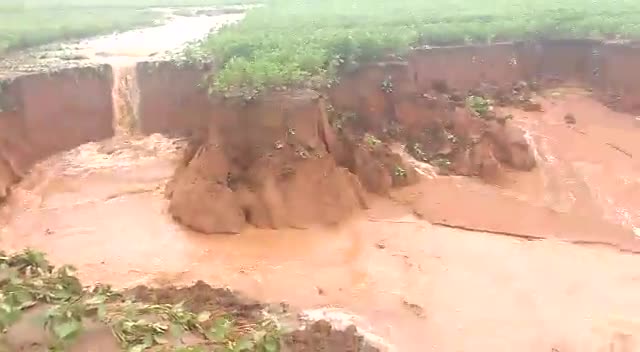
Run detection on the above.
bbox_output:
[394,166,407,178]
[0,249,283,351]
[363,133,382,148]
[466,95,494,119]
[186,0,640,92]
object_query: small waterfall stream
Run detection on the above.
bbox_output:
[111,62,140,136]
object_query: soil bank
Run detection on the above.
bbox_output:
[1,39,640,351]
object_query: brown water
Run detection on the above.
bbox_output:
[2,92,640,351]
[0,6,248,76]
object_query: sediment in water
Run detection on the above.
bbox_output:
[1,39,640,235]
[0,65,114,200]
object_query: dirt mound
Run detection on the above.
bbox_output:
[167,90,371,234]
[328,62,536,183]
[167,63,539,233]
[129,280,264,323]
[129,282,381,352]
[4,282,379,352]
[282,321,379,352]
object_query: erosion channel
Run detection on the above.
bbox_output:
[2,23,640,352]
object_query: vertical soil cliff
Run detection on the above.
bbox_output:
[2,39,640,352]
[0,66,114,201]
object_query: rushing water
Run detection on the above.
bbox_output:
[111,64,140,136]
[3,10,640,349]
[0,6,247,75]
[2,91,640,351]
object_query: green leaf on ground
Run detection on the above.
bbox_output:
[52,319,82,340]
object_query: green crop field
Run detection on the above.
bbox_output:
[0,0,252,55]
[193,0,640,92]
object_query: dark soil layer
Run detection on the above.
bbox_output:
[129,282,379,352]
[129,280,265,323]
[3,280,379,352]
[282,321,379,352]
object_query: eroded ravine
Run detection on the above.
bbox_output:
[3,38,640,351]
[2,92,640,351]
[397,91,640,251]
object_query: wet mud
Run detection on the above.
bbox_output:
[2,40,640,351]
[3,280,379,352]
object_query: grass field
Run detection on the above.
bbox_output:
[0,0,252,55]
[194,0,640,91]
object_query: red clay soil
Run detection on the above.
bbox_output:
[2,39,639,239]
[166,58,541,233]
[0,66,114,200]
[393,90,640,253]
[328,61,536,180]
[167,90,370,233]
[135,61,213,136]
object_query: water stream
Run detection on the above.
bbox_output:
[2,12,640,351]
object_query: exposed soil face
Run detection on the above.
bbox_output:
[3,40,640,352]
[135,61,213,136]
[166,61,539,233]
[0,66,115,200]
[397,89,640,252]
[167,90,371,233]
[328,62,537,180]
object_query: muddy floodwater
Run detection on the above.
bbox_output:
[0,6,247,76]
[2,90,640,351]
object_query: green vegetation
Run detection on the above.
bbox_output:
[194,0,640,91]
[0,0,252,54]
[0,249,281,352]
[430,157,452,170]
[394,166,407,178]
[466,96,494,119]
[364,133,382,148]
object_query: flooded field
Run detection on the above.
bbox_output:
[3,4,640,350]
[0,6,247,76]
[2,90,640,351]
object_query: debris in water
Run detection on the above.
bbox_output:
[402,299,426,318]
[564,113,577,125]
[299,308,396,352]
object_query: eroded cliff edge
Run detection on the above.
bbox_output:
[3,40,640,234]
